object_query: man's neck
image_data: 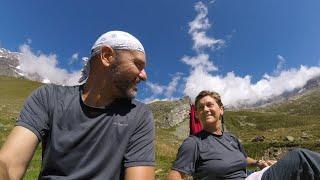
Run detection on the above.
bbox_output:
[81,78,117,107]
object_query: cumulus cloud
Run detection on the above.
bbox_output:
[184,65,320,107]
[182,1,320,107]
[189,1,225,52]
[138,1,320,106]
[18,44,81,85]
[69,53,79,65]
[181,53,218,72]
[165,76,182,98]
[26,38,32,44]
[275,55,286,74]
[146,82,165,96]
[144,74,182,103]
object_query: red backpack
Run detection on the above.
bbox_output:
[189,104,203,135]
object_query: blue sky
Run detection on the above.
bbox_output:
[1,0,320,106]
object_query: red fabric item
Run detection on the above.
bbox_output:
[189,104,203,135]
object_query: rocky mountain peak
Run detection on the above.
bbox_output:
[0,47,45,83]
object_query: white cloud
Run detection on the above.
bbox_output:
[165,76,181,98]
[143,97,181,104]
[144,74,183,102]
[69,53,79,65]
[18,44,81,86]
[27,38,32,44]
[144,1,320,107]
[72,53,79,60]
[184,65,320,107]
[182,1,320,107]
[189,1,224,52]
[181,53,218,72]
[275,55,286,74]
[146,82,165,96]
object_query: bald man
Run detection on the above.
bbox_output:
[0,31,155,180]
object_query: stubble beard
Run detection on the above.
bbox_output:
[110,57,140,99]
[113,78,138,99]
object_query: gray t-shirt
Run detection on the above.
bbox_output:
[172,131,247,180]
[16,84,155,180]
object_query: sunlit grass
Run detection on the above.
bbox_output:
[0,76,42,179]
[1,76,320,179]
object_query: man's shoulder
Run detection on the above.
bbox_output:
[36,84,79,92]
[132,99,148,107]
[30,84,80,104]
[40,84,80,95]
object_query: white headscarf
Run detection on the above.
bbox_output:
[78,30,145,83]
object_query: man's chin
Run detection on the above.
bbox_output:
[114,84,138,99]
[124,88,137,99]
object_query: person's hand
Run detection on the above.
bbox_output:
[256,160,269,170]
[266,160,277,166]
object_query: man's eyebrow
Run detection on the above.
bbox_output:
[132,58,146,64]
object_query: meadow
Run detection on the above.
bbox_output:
[1,76,320,179]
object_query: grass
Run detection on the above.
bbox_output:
[0,76,42,179]
[264,88,320,116]
[1,75,320,179]
[24,147,42,179]
[153,87,320,179]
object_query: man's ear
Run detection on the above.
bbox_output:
[100,45,115,67]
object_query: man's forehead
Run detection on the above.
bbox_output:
[92,31,145,55]
[116,49,146,62]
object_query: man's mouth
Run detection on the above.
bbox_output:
[132,86,137,91]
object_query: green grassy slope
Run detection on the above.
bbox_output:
[153,87,320,179]
[265,88,320,116]
[1,76,320,179]
[0,76,42,179]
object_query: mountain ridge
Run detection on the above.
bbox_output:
[2,46,320,110]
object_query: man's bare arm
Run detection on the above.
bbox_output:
[167,170,188,180]
[0,126,39,180]
[0,160,9,179]
[124,166,155,180]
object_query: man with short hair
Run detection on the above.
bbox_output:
[0,30,155,180]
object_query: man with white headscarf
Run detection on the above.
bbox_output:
[0,31,155,180]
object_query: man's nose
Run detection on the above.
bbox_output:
[138,69,147,81]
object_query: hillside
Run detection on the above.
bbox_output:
[150,84,320,178]
[1,76,320,179]
[0,76,43,179]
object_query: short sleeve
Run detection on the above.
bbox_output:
[171,137,198,175]
[123,107,155,167]
[230,134,247,158]
[237,139,247,157]
[16,85,53,141]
